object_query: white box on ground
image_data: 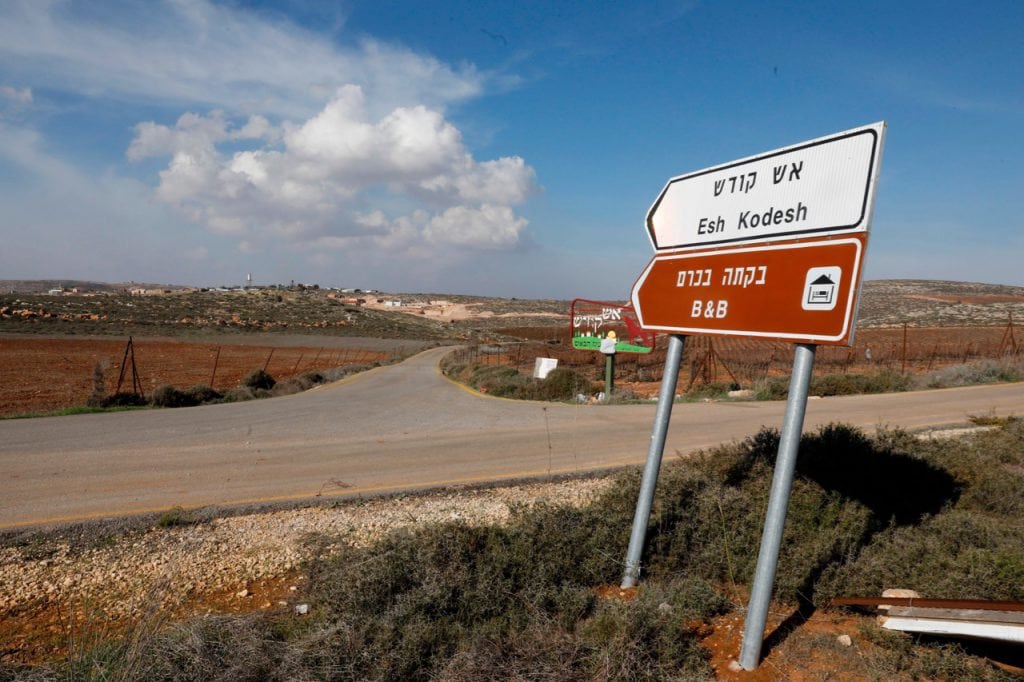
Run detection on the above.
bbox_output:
[533,357,558,379]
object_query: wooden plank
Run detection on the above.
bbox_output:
[830,597,1024,612]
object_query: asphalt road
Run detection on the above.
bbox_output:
[3,346,1024,529]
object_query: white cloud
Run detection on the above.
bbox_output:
[0,0,484,119]
[1,85,32,103]
[126,111,274,161]
[128,86,538,258]
[424,205,527,249]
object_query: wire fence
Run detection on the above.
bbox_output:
[0,337,400,416]
[129,345,393,393]
[450,321,1023,390]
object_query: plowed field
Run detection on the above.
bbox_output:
[0,337,393,417]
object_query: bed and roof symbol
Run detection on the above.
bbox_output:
[806,273,837,305]
[802,266,843,311]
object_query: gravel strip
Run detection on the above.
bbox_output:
[1,477,615,619]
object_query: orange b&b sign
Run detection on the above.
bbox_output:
[631,235,865,345]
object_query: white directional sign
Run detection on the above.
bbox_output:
[646,122,886,251]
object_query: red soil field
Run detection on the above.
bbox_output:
[0,337,390,417]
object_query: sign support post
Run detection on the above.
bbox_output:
[738,342,817,670]
[605,354,615,397]
[621,333,686,588]
[599,330,620,398]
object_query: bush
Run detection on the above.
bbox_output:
[296,497,718,680]
[755,370,912,399]
[99,391,148,408]
[535,367,595,401]
[686,381,737,399]
[445,363,597,402]
[269,372,328,397]
[150,384,198,408]
[219,387,256,403]
[156,506,197,528]
[184,384,223,404]
[922,358,1024,388]
[241,368,276,390]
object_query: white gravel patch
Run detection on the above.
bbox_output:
[0,478,615,619]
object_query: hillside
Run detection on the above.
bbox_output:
[3,280,1024,341]
[858,280,1024,327]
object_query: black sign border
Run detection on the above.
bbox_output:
[647,127,880,251]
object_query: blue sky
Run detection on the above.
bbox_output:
[1,1,1021,298]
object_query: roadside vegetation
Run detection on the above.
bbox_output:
[6,421,1024,679]
[755,357,1024,400]
[442,359,596,401]
[443,355,1024,404]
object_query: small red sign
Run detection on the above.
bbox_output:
[630,235,866,346]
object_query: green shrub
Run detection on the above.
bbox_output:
[184,384,223,404]
[922,358,1024,388]
[686,381,737,399]
[99,391,148,407]
[269,371,329,397]
[755,370,912,399]
[296,497,716,680]
[241,368,276,390]
[156,506,197,528]
[219,387,256,403]
[150,384,198,408]
[535,367,595,400]
[449,363,596,402]
[150,384,224,408]
[470,365,528,397]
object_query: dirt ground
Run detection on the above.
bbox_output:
[0,336,395,417]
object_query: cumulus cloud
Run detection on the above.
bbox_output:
[129,86,538,258]
[126,111,275,161]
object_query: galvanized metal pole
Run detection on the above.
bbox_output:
[621,334,686,588]
[605,353,615,397]
[738,343,817,670]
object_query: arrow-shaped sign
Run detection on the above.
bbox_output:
[646,122,885,251]
[631,235,866,345]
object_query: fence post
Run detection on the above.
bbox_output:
[901,323,908,374]
[209,346,221,388]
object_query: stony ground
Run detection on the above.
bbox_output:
[0,477,614,665]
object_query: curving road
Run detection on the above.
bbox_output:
[2,346,1024,529]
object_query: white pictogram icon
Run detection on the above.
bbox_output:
[802,267,841,311]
